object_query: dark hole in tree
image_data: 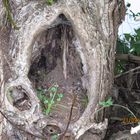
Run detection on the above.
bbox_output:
[28,14,88,124]
[8,86,31,111]
[43,125,61,136]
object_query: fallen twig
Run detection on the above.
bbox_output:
[59,94,77,140]
[115,66,140,79]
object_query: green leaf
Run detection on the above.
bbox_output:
[57,93,64,98]
[106,98,113,105]
[47,0,54,5]
[51,134,58,140]
[57,98,61,102]
[37,88,46,94]
[49,86,58,93]
[124,33,132,42]
[132,43,140,55]
[50,100,55,104]
[135,28,140,39]
[99,97,113,107]
[115,60,127,75]
[99,101,106,106]
[116,39,129,54]
[37,94,43,100]
[50,93,53,97]
[43,100,49,104]
[44,109,50,115]
[56,94,64,101]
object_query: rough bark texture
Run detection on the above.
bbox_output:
[0,0,125,139]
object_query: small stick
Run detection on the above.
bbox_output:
[115,66,140,79]
[59,94,77,140]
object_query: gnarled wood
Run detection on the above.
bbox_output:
[0,0,125,139]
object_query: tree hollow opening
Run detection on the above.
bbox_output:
[28,14,88,124]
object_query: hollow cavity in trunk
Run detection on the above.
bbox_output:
[28,15,88,125]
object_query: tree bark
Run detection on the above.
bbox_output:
[0,0,125,139]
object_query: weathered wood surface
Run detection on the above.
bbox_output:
[0,0,125,139]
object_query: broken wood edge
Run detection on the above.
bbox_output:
[73,118,108,139]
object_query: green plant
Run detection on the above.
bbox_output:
[97,97,140,124]
[46,0,54,5]
[2,0,19,29]
[115,28,140,75]
[51,134,59,140]
[115,4,140,75]
[37,83,64,115]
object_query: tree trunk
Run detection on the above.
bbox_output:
[0,0,125,139]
